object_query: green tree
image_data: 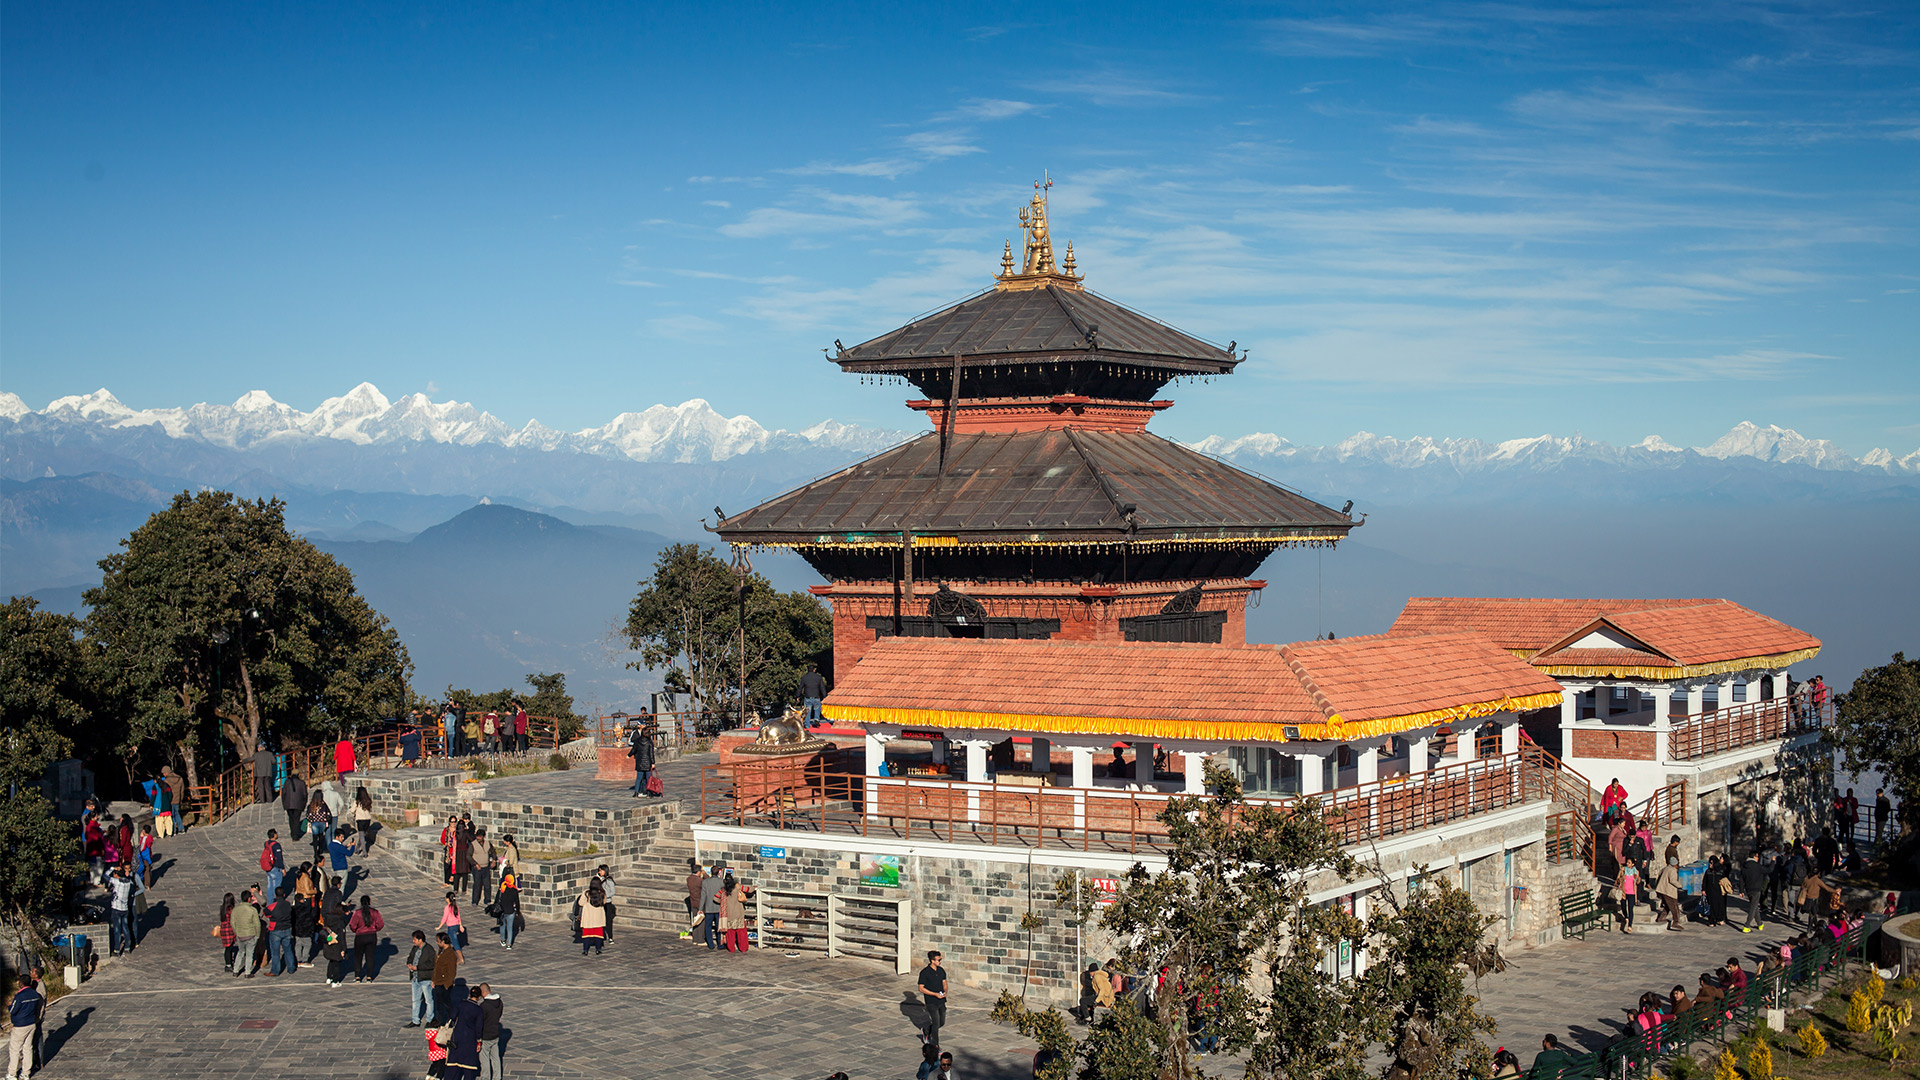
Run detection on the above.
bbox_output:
[0,598,92,955]
[1367,877,1498,1080]
[1830,653,1920,851]
[623,543,830,719]
[996,764,1497,1080]
[84,491,412,785]
[443,672,587,741]
[1,597,97,788]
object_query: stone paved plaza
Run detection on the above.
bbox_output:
[30,789,1832,1079]
[34,800,1043,1080]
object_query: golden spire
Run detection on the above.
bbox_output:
[994,175,1084,291]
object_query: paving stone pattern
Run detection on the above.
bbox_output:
[1474,898,1836,1057]
[32,800,1044,1080]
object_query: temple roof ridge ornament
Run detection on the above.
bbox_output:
[995,175,1085,292]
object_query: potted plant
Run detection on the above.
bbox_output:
[403,801,420,826]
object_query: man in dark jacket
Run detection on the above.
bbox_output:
[281,770,308,841]
[478,982,505,1080]
[252,742,277,804]
[800,664,828,722]
[404,931,436,1027]
[1813,828,1839,876]
[628,721,657,798]
[1739,848,1769,932]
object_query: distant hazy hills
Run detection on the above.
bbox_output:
[6,383,1916,706]
[310,504,671,708]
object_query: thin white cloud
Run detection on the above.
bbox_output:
[942,98,1038,121]
[1026,69,1200,106]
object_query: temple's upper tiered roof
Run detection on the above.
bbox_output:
[834,283,1238,375]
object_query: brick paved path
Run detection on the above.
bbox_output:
[34,801,1041,1080]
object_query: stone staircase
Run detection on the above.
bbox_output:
[605,819,699,936]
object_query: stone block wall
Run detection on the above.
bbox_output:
[362,768,686,918]
[695,836,1089,1004]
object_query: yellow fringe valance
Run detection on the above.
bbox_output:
[749,533,1350,553]
[1534,647,1820,681]
[825,688,1562,745]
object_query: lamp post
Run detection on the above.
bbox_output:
[211,628,231,773]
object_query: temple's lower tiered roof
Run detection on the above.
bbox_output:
[715,427,1353,550]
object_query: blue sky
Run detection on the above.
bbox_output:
[4,2,1916,453]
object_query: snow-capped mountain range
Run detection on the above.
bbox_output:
[1189,422,1920,476]
[0,383,908,464]
[2,383,1915,475]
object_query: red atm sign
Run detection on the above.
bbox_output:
[1089,877,1121,904]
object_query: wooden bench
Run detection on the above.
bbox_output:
[1558,888,1612,939]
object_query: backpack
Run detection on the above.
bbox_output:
[261,841,276,872]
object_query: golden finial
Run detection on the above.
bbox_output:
[993,174,1084,291]
[1062,241,1077,277]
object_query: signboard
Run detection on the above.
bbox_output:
[859,853,901,888]
[896,729,945,742]
[758,846,786,859]
[1089,877,1121,904]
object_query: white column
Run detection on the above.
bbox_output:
[1650,686,1674,763]
[1685,684,1705,717]
[1453,724,1479,764]
[1592,683,1609,719]
[1356,744,1380,785]
[865,732,888,821]
[1296,749,1325,795]
[1559,688,1580,759]
[963,740,991,824]
[1130,741,1156,782]
[1499,719,1520,757]
[1719,678,1738,710]
[1181,752,1207,794]
[964,740,990,782]
[1408,737,1430,776]
[1068,746,1093,830]
[1747,675,1765,706]
[1070,746,1094,790]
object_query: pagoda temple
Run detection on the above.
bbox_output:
[715,183,1357,681]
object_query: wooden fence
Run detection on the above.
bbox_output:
[700,742,1593,855]
[1668,691,1831,761]
[186,715,568,826]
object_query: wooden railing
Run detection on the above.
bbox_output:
[700,743,1588,855]
[1528,745,1598,871]
[1667,690,1830,761]
[1630,778,1689,831]
[184,715,569,826]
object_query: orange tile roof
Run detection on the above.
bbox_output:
[1282,632,1566,725]
[1391,597,1821,675]
[1598,602,1820,667]
[824,635,1561,742]
[1390,598,1710,652]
